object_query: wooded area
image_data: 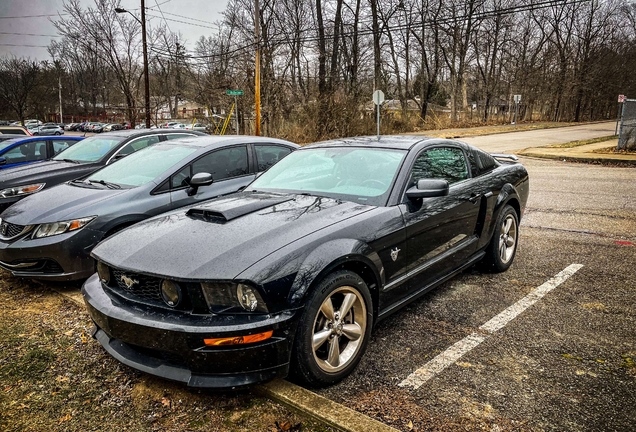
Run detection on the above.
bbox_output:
[1,0,636,141]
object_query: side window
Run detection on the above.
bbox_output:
[409,147,468,187]
[117,135,160,156]
[171,165,191,189]
[467,150,480,177]
[192,146,248,181]
[255,145,292,171]
[52,140,76,155]
[3,141,47,164]
[164,133,196,141]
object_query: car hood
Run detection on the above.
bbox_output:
[0,160,96,187]
[93,191,374,280]
[1,183,128,224]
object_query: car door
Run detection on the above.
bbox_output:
[48,139,78,158]
[0,140,48,169]
[108,134,162,164]
[399,146,482,296]
[168,145,255,209]
[253,144,293,173]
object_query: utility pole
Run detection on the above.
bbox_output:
[58,75,63,124]
[254,0,261,136]
[116,3,151,128]
[140,0,151,128]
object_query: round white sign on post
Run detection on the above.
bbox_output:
[373,90,385,105]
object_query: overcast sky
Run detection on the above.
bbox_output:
[0,0,229,60]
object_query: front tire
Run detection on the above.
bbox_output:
[291,270,373,387]
[483,205,519,272]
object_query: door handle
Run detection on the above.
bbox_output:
[468,193,480,203]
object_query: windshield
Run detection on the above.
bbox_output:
[84,144,197,187]
[248,147,406,206]
[53,136,122,162]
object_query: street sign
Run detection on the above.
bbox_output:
[372,90,385,105]
[226,90,243,96]
[618,94,626,103]
[514,94,521,104]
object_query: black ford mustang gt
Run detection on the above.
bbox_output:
[82,136,529,388]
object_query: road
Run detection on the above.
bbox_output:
[314,134,636,430]
[460,122,617,153]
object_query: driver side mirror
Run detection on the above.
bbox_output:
[406,179,449,200]
[0,157,6,166]
[187,172,214,196]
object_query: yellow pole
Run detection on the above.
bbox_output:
[254,0,261,136]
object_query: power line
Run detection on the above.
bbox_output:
[145,8,221,27]
[153,0,172,33]
[0,13,69,19]
[0,43,50,48]
[0,32,59,37]
[145,13,219,30]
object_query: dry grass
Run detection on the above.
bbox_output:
[0,272,332,432]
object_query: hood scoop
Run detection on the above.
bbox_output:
[186,195,294,223]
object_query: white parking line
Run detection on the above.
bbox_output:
[399,264,584,390]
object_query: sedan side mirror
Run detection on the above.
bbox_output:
[0,157,6,166]
[406,178,449,200]
[187,172,214,196]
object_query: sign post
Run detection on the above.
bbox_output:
[226,90,243,135]
[372,90,385,140]
[512,94,521,125]
[617,95,626,135]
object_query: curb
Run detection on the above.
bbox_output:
[258,380,399,432]
[518,151,636,166]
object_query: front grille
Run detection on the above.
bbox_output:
[110,269,162,302]
[0,221,27,239]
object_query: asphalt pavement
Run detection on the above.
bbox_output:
[460,122,617,153]
[314,155,636,431]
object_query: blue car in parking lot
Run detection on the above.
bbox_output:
[0,135,83,170]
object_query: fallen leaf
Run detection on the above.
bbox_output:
[161,397,171,408]
[64,330,74,337]
[407,420,414,430]
[59,413,72,423]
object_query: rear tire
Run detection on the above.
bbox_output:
[482,205,519,272]
[290,270,373,387]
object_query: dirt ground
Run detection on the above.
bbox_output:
[0,272,332,432]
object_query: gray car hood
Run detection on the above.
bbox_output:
[1,182,128,224]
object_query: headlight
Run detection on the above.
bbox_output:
[201,282,268,313]
[0,183,45,198]
[32,216,96,239]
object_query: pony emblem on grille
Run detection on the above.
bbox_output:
[121,275,139,289]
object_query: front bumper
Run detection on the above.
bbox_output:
[0,227,103,280]
[82,274,299,388]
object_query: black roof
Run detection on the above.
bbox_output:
[305,135,437,150]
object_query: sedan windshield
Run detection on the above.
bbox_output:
[53,136,123,162]
[248,147,406,206]
[84,144,197,187]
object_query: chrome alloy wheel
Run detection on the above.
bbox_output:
[311,286,367,373]
[499,214,517,264]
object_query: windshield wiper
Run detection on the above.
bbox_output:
[87,179,121,189]
[59,158,80,164]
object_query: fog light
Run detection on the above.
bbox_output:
[97,261,110,284]
[161,280,182,307]
[237,284,259,312]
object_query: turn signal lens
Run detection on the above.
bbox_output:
[203,330,273,346]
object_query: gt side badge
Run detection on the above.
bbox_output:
[391,247,401,261]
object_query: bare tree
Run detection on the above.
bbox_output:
[0,57,41,124]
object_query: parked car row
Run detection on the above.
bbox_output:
[0,131,529,391]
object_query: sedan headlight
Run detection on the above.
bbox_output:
[32,216,96,239]
[201,282,268,313]
[0,183,45,199]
